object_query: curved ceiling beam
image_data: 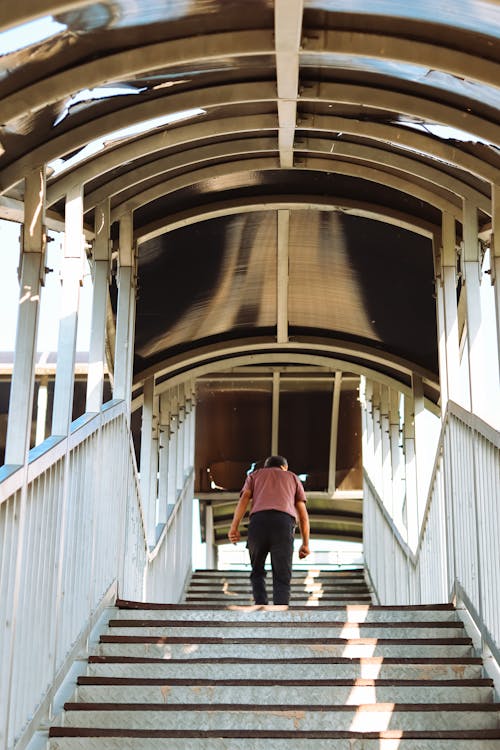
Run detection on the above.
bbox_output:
[0,30,275,126]
[3,25,499,127]
[306,29,500,89]
[79,133,487,218]
[45,119,497,214]
[90,136,485,217]
[46,114,279,206]
[3,80,500,193]
[84,137,279,211]
[297,116,499,184]
[133,343,439,412]
[46,115,497,211]
[0,82,276,193]
[303,83,500,146]
[109,158,461,223]
[135,198,437,245]
[299,143,490,212]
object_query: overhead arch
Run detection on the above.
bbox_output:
[135,198,438,245]
[46,116,498,210]
[132,342,440,413]
[109,158,463,223]
[3,80,500,193]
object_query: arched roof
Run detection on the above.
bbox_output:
[1,0,499,395]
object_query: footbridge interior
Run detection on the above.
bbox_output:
[0,3,500,749]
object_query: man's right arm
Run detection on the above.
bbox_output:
[228,489,252,543]
[296,500,310,559]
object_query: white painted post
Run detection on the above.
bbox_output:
[412,374,427,527]
[86,199,111,413]
[379,386,391,512]
[205,503,215,569]
[403,393,419,556]
[1,167,46,750]
[167,393,178,506]
[189,383,196,469]
[113,213,136,414]
[35,376,49,446]
[441,212,461,405]
[371,383,383,493]
[157,393,170,526]
[52,185,84,436]
[150,392,160,531]
[328,371,342,496]
[271,371,280,455]
[492,185,500,374]
[176,386,185,491]
[389,389,403,525]
[462,201,486,417]
[5,167,46,464]
[277,210,290,343]
[140,377,156,548]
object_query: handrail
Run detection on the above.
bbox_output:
[0,400,127,504]
[363,396,500,682]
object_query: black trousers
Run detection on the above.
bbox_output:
[247,510,295,605]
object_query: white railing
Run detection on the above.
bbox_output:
[0,396,198,750]
[0,401,144,750]
[364,400,500,663]
[143,471,195,604]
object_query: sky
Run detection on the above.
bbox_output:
[0,219,93,353]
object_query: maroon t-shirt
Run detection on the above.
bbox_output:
[241,467,307,520]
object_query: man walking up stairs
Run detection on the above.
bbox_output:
[49,568,500,748]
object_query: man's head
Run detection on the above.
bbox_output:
[264,455,288,470]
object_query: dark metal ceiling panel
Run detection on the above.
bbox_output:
[134,212,277,369]
[287,211,438,373]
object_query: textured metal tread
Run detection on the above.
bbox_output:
[115,599,455,611]
[77,676,493,687]
[88,655,482,664]
[64,702,500,712]
[107,619,464,629]
[99,635,472,645]
[48,728,500,739]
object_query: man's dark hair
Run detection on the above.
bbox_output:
[264,455,288,468]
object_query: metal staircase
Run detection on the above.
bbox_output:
[48,568,500,749]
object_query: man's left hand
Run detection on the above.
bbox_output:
[298,544,310,559]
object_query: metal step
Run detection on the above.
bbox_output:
[48,731,500,750]
[75,678,494,705]
[48,584,498,750]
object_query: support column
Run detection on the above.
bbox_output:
[371,383,382,493]
[167,394,178,506]
[389,389,403,525]
[113,213,136,413]
[412,374,427,525]
[462,200,486,416]
[441,212,461,405]
[205,503,216,569]
[157,393,170,526]
[176,386,185,491]
[139,377,157,548]
[35,376,49,446]
[380,386,392,512]
[52,185,84,436]
[86,199,111,413]
[277,210,290,342]
[327,371,342,495]
[5,167,47,464]
[271,371,280,455]
[403,393,419,552]
[492,185,500,372]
